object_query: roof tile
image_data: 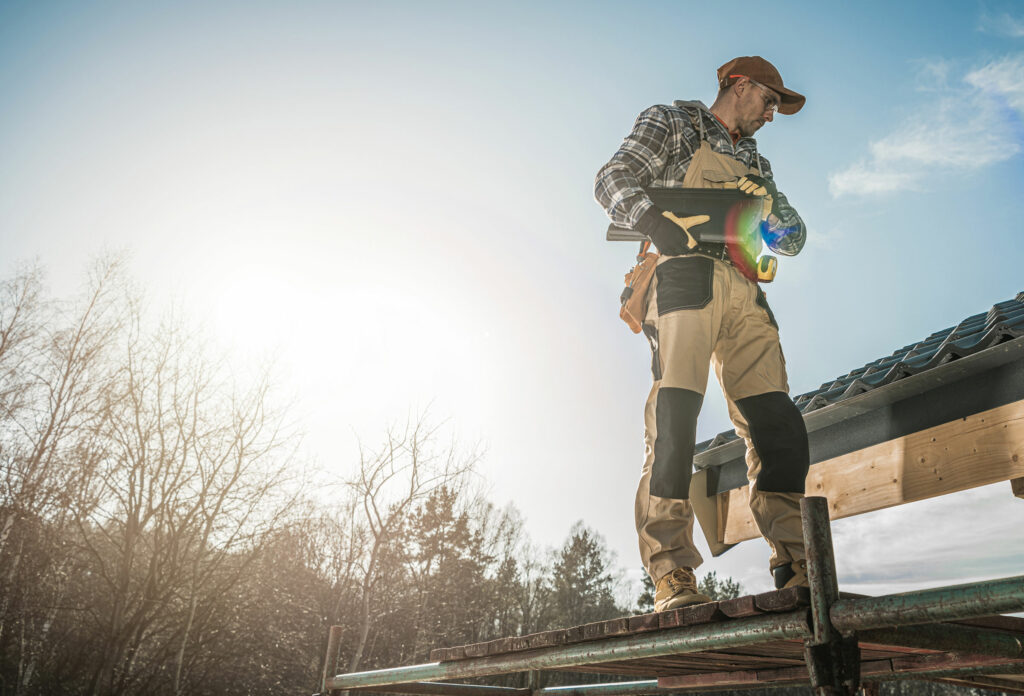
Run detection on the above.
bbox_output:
[695,291,1024,454]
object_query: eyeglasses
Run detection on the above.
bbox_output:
[728,74,779,114]
[749,79,780,114]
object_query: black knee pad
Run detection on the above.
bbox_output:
[650,387,703,499]
[734,391,809,493]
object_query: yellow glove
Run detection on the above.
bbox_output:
[636,207,710,255]
[735,175,777,222]
[661,212,710,250]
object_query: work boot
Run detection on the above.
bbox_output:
[772,559,808,589]
[653,568,712,611]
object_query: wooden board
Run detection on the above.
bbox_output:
[430,588,850,663]
[429,590,801,662]
[428,594,1024,694]
[720,399,1024,544]
[658,653,1024,690]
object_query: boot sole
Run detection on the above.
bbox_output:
[654,592,713,612]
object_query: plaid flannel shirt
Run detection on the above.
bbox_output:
[594,100,805,256]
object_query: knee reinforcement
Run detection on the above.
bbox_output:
[650,387,703,499]
[735,391,809,493]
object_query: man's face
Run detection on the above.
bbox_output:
[736,79,780,138]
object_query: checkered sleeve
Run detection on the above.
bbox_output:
[594,105,673,229]
[757,155,806,256]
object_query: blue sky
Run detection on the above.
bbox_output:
[2,0,1023,598]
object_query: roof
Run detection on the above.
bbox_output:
[694,291,1024,488]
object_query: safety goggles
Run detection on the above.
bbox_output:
[729,74,780,114]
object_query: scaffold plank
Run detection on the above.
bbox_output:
[328,503,1024,696]
[431,589,809,663]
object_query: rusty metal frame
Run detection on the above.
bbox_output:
[315,496,1024,696]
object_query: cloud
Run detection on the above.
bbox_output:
[827,163,916,198]
[977,10,1024,38]
[966,54,1024,114]
[911,58,953,92]
[830,484,1024,593]
[829,55,1024,198]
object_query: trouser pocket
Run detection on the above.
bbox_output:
[656,256,713,315]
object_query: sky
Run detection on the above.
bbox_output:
[2,0,1023,601]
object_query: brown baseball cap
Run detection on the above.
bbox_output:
[717,56,805,115]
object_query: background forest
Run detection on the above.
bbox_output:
[0,262,997,696]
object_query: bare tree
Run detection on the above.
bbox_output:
[71,300,300,696]
[344,414,479,672]
[0,258,125,693]
[0,258,122,559]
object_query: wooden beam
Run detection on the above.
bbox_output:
[658,654,1024,691]
[1012,477,1024,499]
[719,398,1024,545]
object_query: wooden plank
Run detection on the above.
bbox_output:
[464,642,495,659]
[432,604,1024,663]
[563,625,586,644]
[430,646,464,661]
[598,652,786,673]
[659,661,815,688]
[658,601,721,629]
[658,669,763,688]
[890,652,1024,674]
[937,676,1024,696]
[626,612,662,633]
[578,616,630,642]
[525,629,566,651]
[602,616,632,637]
[955,615,1024,632]
[722,399,1024,544]
[719,594,759,618]
[754,586,809,613]
[581,620,606,641]
[657,654,1024,690]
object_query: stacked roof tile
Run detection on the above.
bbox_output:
[695,291,1024,454]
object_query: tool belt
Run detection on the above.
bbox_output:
[620,240,762,333]
[620,241,658,334]
[692,241,731,263]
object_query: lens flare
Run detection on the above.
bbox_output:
[723,198,764,282]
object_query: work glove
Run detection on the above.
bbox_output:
[635,206,710,256]
[735,174,778,221]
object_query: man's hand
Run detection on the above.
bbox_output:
[636,206,710,256]
[735,174,778,221]
[736,174,777,198]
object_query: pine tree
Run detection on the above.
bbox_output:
[547,522,621,627]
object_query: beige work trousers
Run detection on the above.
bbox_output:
[635,255,805,582]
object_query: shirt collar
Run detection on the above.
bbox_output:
[712,113,740,145]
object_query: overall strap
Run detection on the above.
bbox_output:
[689,108,707,142]
[690,104,765,176]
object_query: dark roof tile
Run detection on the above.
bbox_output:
[694,291,1024,454]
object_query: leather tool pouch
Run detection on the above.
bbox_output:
[620,243,659,334]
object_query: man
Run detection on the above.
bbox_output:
[594,56,811,611]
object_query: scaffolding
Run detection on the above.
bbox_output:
[315,498,1024,696]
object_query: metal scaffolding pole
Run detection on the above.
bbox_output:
[830,575,1024,632]
[317,499,1024,696]
[324,610,811,691]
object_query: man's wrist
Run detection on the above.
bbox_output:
[635,205,665,237]
[629,199,655,232]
